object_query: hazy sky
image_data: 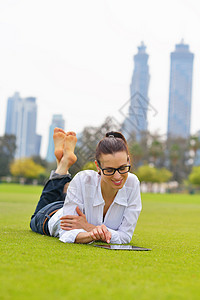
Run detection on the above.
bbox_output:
[1,0,200,157]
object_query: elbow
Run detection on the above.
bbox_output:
[118,232,132,244]
[121,236,132,244]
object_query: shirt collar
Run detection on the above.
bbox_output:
[113,186,128,206]
[84,178,105,207]
[93,179,128,207]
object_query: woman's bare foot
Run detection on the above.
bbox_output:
[65,131,77,152]
[53,128,66,163]
[63,133,77,167]
[55,132,77,175]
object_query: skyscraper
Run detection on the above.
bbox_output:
[122,42,150,140]
[5,92,41,158]
[167,40,194,139]
[46,114,65,162]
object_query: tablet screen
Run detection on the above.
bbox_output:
[93,245,151,251]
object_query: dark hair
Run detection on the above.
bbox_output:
[95,131,129,163]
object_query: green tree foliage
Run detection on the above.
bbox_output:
[0,135,16,177]
[149,139,164,166]
[55,115,197,184]
[10,158,45,180]
[129,132,165,169]
[155,168,173,183]
[167,137,191,182]
[135,165,172,183]
[188,166,200,185]
[31,155,48,168]
[135,165,156,183]
[82,161,97,171]
[129,142,143,169]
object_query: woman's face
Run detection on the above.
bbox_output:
[96,151,129,191]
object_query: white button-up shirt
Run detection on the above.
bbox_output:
[48,170,142,244]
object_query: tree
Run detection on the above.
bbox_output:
[0,135,16,177]
[189,135,200,157]
[169,143,180,166]
[129,142,143,169]
[10,158,45,181]
[149,139,164,167]
[135,165,157,183]
[31,155,48,168]
[166,137,191,183]
[155,168,172,183]
[188,166,200,186]
[82,161,97,171]
[135,165,172,183]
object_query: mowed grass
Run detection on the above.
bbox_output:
[0,184,200,300]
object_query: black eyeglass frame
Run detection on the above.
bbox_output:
[97,161,131,176]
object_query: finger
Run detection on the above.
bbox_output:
[97,227,108,241]
[76,206,84,216]
[60,221,73,227]
[105,231,111,243]
[97,227,106,241]
[101,225,108,235]
[60,215,77,220]
[100,225,108,240]
[60,221,73,226]
[60,225,73,231]
[60,218,75,224]
[90,231,98,240]
[103,228,111,243]
[92,228,101,240]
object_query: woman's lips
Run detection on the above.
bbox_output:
[112,179,123,186]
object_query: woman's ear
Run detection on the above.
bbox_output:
[127,155,130,164]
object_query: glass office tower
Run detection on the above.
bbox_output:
[122,42,150,140]
[167,41,194,139]
[5,92,41,158]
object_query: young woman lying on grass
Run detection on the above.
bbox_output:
[30,128,142,244]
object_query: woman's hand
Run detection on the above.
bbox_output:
[60,206,95,231]
[75,226,111,244]
[89,224,111,243]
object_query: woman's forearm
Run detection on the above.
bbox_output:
[84,223,96,232]
[75,232,93,244]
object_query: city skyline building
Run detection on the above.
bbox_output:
[5,92,41,158]
[46,114,65,162]
[167,40,194,139]
[122,42,150,140]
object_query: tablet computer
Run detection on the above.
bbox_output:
[93,245,151,251]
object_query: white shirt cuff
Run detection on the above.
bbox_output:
[59,229,86,243]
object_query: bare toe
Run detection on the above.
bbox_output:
[66,131,76,137]
[54,127,66,135]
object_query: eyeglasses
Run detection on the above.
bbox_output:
[98,163,131,176]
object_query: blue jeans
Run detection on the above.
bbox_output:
[30,175,71,235]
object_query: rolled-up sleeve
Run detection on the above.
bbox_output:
[59,229,86,243]
[58,173,85,243]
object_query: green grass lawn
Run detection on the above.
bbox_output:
[0,184,200,300]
